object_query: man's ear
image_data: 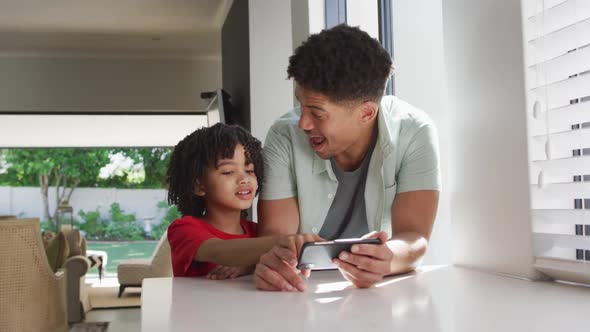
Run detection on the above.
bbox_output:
[358,101,378,124]
[194,181,206,197]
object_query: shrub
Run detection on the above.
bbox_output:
[77,209,106,240]
[103,203,144,241]
[77,203,145,241]
[39,219,55,233]
[151,201,181,240]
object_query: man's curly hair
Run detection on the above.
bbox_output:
[166,123,263,218]
[288,24,392,103]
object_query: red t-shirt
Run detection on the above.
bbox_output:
[167,215,257,277]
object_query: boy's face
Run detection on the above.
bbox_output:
[195,144,258,214]
[294,84,370,162]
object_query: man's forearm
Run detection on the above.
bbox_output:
[257,198,301,236]
[385,231,428,275]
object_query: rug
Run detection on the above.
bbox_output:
[69,321,109,332]
[88,285,141,309]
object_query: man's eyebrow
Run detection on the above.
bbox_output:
[307,105,326,112]
[295,94,325,111]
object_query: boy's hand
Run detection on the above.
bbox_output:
[277,233,323,259]
[206,265,254,280]
[254,233,322,291]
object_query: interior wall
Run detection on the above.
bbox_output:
[346,0,379,39]
[392,0,451,265]
[0,56,221,112]
[248,0,294,143]
[0,114,207,147]
[442,0,541,278]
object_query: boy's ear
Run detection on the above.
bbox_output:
[194,181,206,197]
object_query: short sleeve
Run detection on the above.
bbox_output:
[241,219,258,237]
[260,125,297,200]
[167,219,214,277]
[396,122,441,193]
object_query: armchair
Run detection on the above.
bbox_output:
[64,254,91,323]
[117,231,172,297]
[0,218,68,332]
[59,227,91,323]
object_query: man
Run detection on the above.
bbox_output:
[255,24,440,291]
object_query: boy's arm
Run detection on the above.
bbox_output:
[195,233,320,267]
[195,236,280,266]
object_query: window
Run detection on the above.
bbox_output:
[523,0,590,284]
[325,0,347,28]
[0,91,227,277]
[333,0,393,94]
[378,0,395,95]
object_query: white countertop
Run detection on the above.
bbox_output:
[141,266,590,332]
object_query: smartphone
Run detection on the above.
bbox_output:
[297,238,382,270]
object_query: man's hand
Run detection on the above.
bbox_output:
[333,231,392,288]
[206,265,254,280]
[254,233,321,291]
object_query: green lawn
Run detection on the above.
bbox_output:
[87,241,158,275]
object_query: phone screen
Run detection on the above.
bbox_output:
[297,238,381,270]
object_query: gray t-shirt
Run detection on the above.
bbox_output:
[318,143,375,240]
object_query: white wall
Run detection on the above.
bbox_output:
[249,0,296,220]
[346,0,379,39]
[0,114,208,147]
[290,0,327,110]
[291,0,310,53]
[0,56,221,112]
[249,0,295,143]
[442,0,541,279]
[308,0,326,34]
[392,0,451,265]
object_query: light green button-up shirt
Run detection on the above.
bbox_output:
[260,96,441,237]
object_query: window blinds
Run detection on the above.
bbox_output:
[523,0,590,284]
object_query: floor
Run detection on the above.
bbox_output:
[85,308,140,332]
[84,275,141,332]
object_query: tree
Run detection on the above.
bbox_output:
[118,147,172,188]
[4,148,111,226]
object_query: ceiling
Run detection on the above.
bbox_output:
[0,0,233,59]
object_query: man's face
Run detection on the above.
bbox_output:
[295,84,364,160]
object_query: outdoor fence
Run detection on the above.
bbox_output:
[0,186,168,232]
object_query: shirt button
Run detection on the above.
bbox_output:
[312,227,318,234]
[328,193,333,199]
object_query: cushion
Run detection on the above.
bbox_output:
[80,237,87,257]
[42,231,56,246]
[61,228,82,257]
[45,231,70,272]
